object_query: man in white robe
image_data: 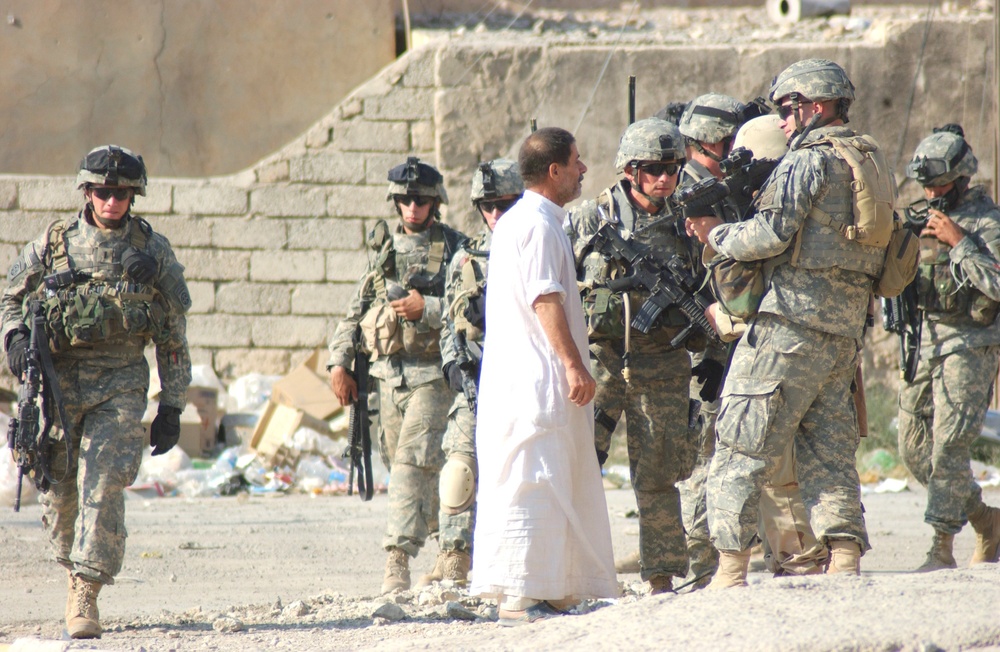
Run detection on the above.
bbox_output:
[471,127,618,625]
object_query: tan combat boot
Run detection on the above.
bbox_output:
[915,531,957,572]
[442,549,471,585]
[67,577,102,639]
[381,547,411,594]
[826,540,862,575]
[416,551,446,589]
[65,571,76,626]
[968,504,1000,565]
[648,575,673,596]
[615,549,641,574]
[708,549,751,589]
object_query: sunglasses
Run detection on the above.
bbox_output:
[638,162,681,177]
[477,197,520,214]
[394,195,432,207]
[91,187,133,201]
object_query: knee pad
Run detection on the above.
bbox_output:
[439,454,477,515]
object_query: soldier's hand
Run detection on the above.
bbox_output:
[121,247,159,284]
[330,365,358,406]
[685,216,723,245]
[692,358,725,403]
[921,209,965,247]
[390,289,425,321]
[443,361,464,393]
[5,329,30,378]
[566,362,596,407]
[150,405,182,456]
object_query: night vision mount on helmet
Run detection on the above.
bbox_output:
[906,124,978,188]
[386,156,449,204]
[470,158,524,204]
[614,118,686,174]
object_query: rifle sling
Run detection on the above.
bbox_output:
[30,306,73,487]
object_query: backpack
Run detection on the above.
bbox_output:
[873,215,919,298]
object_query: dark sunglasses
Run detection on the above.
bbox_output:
[91,187,133,201]
[638,162,681,177]
[394,195,432,207]
[477,197,520,214]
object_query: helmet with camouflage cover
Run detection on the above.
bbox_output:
[678,93,746,144]
[906,125,978,187]
[614,118,685,173]
[76,145,147,196]
[471,158,524,203]
[386,156,449,204]
[733,115,788,161]
[768,59,855,105]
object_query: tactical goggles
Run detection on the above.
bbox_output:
[906,142,969,183]
[637,162,682,177]
[393,195,433,207]
[91,187,133,201]
[476,196,521,214]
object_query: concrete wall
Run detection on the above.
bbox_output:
[0,15,994,383]
[0,0,396,178]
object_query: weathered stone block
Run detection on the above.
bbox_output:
[153,215,213,248]
[289,153,365,184]
[326,250,370,282]
[326,185,391,218]
[187,347,215,368]
[214,348,291,379]
[186,281,216,314]
[0,212,69,244]
[0,181,17,210]
[257,159,290,184]
[286,218,364,251]
[291,283,358,316]
[210,217,287,250]
[178,249,250,281]
[411,121,436,153]
[251,315,332,348]
[137,183,174,215]
[250,250,326,282]
[17,179,78,211]
[251,186,327,218]
[364,153,407,185]
[216,282,291,314]
[363,88,435,121]
[174,183,248,216]
[187,314,253,347]
[402,50,436,88]
[333,121,409,153]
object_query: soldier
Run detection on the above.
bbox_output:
[327,157,466,594]
[899,125,1000,570]
[418,158,524,587]
[689,60,888,586]
[1,145,192,638]
[566,118,701,595]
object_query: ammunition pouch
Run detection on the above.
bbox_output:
[401,322,441,356]
[360,302,403,359]
[708,252,766,321]
[583,287,625,341]
[40,285,164,351]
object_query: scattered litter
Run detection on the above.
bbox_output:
[972,460,1000,488]
[862,477,909,495]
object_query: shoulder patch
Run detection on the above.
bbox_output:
[7,256,27,282]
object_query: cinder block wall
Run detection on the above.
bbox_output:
[0,15,994,386]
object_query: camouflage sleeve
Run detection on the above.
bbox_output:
[566,200,602,264]
[438,246,468,369]
[949,208,1000,302]
[151,237,192,409]
[0,229,51,348]
[709,149,824,262]
[326,271,375,372]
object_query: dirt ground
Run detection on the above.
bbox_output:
[1,485,999,652]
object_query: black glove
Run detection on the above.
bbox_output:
[443,362,465,393]
[595,448,609,467]
[121,247,159,284]
[150,405,182,456]
[464,294,486,330]
[6,328,30,377]
[692,359,725,403]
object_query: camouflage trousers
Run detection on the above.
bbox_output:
[378,377,451,557]
[438,397,477,552]
[678,398,718,582]
[41,358,149,585]
[898,344,1000,534]
[707,314,868,553]
[592,342,698,581]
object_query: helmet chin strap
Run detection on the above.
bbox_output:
[693,141,724,163]
[625,175,667,209]
[86,203,127,229]
[941,178,968,211]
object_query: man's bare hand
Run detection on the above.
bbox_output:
[685,216,724,245]
[921,209,965,248]
[705,301,721,333]
[566,362,596,406]
[391,289,425,321]
[330,365,358,406]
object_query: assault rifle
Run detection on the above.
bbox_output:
[448,321,480,415]
[675,146,780,222]
[7,301,71,511]
[590,223,721,348]
[344,319,374,501]
[902,196,947,229]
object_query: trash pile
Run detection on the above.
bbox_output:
[0,349,390,505]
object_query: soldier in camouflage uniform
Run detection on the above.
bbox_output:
[566,118,702,595]
[689,60,882,586]
[418,159,524,587]
[1,145,192,638]
[899,125,1000,570]
[327,158,466,594]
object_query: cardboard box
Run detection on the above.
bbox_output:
[270,349,342,423]
[248,400,304,468]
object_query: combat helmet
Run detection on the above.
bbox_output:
[386,157,449,204]
[733,115,788,161]
[906,125,978,187]
[471,158,524,204]
[678,93,747,145]
[76,145,147,196]
[769,59,855,106]
[614,118,685,174]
